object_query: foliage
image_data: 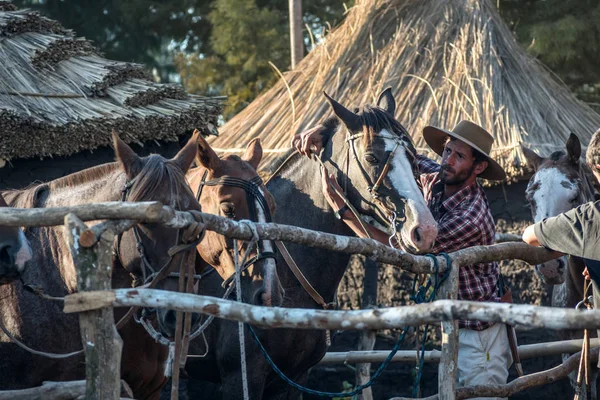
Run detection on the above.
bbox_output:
[175,0,349,119]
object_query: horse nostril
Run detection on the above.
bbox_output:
[0,245,14,266]
[410,227,422,245]
[164,310,176,326]
[254,289,269,306]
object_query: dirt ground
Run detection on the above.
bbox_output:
[165,181,581,399]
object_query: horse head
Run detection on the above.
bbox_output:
[112,132,203,339]
[187,134,284,307]
[522,133,591,285]
[320,89,437,253]
[0,193,32,284]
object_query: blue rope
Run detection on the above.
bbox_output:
[248,324,408,398]
[246,252,452,398]
[411,253,452,397]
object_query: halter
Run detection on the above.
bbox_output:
[195,169,277,288]
[343,130,418,230]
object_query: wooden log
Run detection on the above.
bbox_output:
[0,201,164,227]
[390,347,600,399]
[318,339,600,364]
[438,262,459,400]
[494,233,522,243]
[0,204,558,274]
[65,214,123,400]
[64,289,600,331]
[0,380,133,400]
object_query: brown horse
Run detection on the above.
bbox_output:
[185,90,437,399]
[0,133,200,399]
[523,133,598,399]
[0,193,32,284]
[186,135,283,308]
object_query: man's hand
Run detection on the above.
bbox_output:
[291,126,324,158]
[321,168,345,211]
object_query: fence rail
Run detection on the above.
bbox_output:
[0,201,589,400]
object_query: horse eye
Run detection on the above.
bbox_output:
[220,203,235,217]
[364,153,379,165]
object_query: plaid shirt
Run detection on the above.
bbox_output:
[417,155,499,330]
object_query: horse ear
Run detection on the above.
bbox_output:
[171,131,199,173]
[521,144,543,172]
[113,131,143,178]
[323,91,362,133]
[566,133,581,164]
[376,87,396,115]
[0,193,7,207]
[242,138,263,170]
[195,130,220,171]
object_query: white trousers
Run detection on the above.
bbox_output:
[457,322,513,400]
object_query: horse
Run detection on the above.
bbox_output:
[186,134,284,308]
[0,193,32,284]
[0,133,201,399]
[522,133,598,399]
[185,89,438,399]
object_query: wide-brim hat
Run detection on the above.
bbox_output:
[422,120,506,181]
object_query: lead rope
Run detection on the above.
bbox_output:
[234,239,250,400]
[574,279,594,400]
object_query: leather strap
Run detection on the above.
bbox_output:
[275,241,332,310]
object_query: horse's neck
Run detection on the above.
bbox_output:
[268,147,353,304]
[45,169,125,207]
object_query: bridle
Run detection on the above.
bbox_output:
[114,178,203,336]
[195,168,277,289]
[338,129,419,235]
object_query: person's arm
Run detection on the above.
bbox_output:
[321,171,392,245]
[522,224,564,258]
[416,154,440,174]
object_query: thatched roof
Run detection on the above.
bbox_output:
[0,1,223,162]
[211,0,600,183]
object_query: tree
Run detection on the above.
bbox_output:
[175,0,349,119]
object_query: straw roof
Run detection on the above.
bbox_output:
[211,0,600,182]
[0,1,223,162]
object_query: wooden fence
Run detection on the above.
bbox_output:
[0,202,594,400]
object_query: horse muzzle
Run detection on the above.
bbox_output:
[535,257,566,285]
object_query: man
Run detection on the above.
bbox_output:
[522,129,600,366]
[293,120,512,398]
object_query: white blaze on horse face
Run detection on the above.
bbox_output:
[529,167,577,285]
[14,230,32,272]
[530,168,578,223]
[381,130,437,253]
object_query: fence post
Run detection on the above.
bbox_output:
[65,214,123,400]
[355,256,378,400]
[438,260,459,400]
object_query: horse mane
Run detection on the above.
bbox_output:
[127,154,194,204]
[359,105,413,147]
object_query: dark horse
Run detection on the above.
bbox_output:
[0,193,32,284]
[185,89,438,399]
[523,133,598,399]
[0,133,201,399]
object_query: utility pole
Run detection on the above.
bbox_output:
[289,0,303,68]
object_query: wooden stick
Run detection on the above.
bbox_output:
[64,290,600,331]
[389,348,600,400]
[65,214,122,400]
[318,339,600,364]
[0,204,559,274]
[438,261,459,400]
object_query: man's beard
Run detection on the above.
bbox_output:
[439,163,476,186]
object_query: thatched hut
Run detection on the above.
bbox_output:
[210,0,600,183]
[0,1,223,189]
